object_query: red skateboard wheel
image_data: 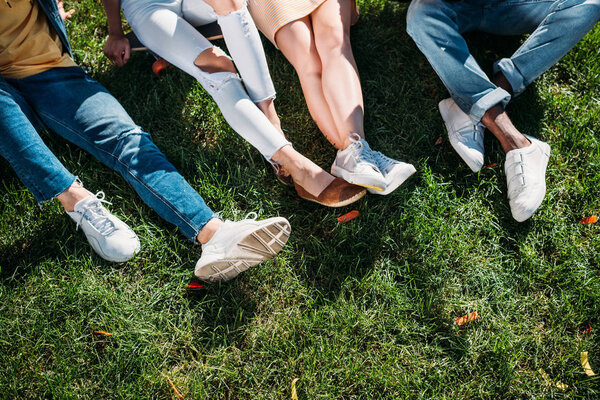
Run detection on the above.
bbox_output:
[152,58,171,76]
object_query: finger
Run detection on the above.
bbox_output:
[123,43,131,65]
[115,52,125,67]
[108,50,120,66]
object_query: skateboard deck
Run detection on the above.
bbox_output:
[125,22,224,75]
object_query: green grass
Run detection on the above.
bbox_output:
[1,1,599,398]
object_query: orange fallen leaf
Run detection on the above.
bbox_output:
[166,376,185,399]
[92,330,112,336]
[456,311,479,326]
[483,163,498,169]
[580,216,597,224]
[186,282,204,289]
[434,136,443,146]
[580,323,592,334]
[337,210,359,223]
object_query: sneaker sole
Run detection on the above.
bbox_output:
[195,218,291,282]
[300,186,367,208]
[86,233,140,263]
[438,99,484,173]
[367,164,416,195]
[330,164,386,192]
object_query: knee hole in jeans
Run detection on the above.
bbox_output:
[193,47,237,75]
[203,0,244,16]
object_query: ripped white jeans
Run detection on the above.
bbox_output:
[121,0,290,160]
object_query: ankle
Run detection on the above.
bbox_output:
[503,135,531,153]
[58,183,92,212]
[197,218,224,244]
[492,72,513,96]
[339,137,352,150]
[272,146,307,176]
[482,106,529,153]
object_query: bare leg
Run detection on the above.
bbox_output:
[194,48,334,196]
[256,98,284,136]
[481,72,530,153]
[311,0,364,149]
[276,17,342,148]
[196,218,224,244]
[271,145,334,195]
[57,181,92,212]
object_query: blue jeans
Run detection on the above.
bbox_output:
[407,0,600,122]
[0,67,215,241]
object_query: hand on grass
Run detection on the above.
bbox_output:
[57,1,74,21]
[104,34,131,67]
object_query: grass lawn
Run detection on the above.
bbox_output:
[1,1,599,398]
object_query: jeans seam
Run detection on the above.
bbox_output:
[38,110,203,239]
[513,0,568,55]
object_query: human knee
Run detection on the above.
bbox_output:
[112,127,155,164]
[294,50,322,77]
[194,47,237,74]
[406,0,448,39]
[204,0,244,16]
[580,0,600,21]
[315,22,348,55]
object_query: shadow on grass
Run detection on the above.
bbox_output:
[0,0,554,361]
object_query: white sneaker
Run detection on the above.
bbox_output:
[367,150,416,195]
[67,192,140,262]
[331,133,387,192]
[505,135,551,222]
[439,98,485,172]
[195,213,291,282]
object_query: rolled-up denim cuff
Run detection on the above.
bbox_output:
[189,211,222,243]
[252,91,276,104]
[494,58,526,97]
[37,173,77,205]
[469,87,511,123]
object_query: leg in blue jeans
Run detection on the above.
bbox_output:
[0,77,76,203]
[7,67,215,241]
[406,0,600,121]
[491,0,600,96]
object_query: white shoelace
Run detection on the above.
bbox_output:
[74,192,117,236]
[214,211,258,222]
[370,150,397,173]
[348,133,380,168]
[244,212,258,220]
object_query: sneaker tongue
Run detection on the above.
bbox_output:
[74,195,113,229]
[73,195,98,213]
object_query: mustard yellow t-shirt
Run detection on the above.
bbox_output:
[0,0,76,79]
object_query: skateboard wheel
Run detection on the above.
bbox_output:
[152,58,171,76]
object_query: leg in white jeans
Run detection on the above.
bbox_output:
[122,0,288,159]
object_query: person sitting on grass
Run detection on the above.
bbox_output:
[101,0,366,208]
[247,0,417,196]
[406,0,600,222]
[0,0,291,282]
